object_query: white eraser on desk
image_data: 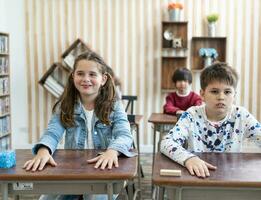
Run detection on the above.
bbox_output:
[160,169,181,176]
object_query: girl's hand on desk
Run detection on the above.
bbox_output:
[185,156,217,178]
[176,110,184,114]
[87,149,119,170]
[23,147,57,172]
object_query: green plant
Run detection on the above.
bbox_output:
[207,13,219,23]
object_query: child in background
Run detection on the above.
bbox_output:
[23,51,134,200]
[163,67,202,116]
[161,62,261,178]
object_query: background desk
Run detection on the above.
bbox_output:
[148,113,177,164]
[153,152,261,200]
[0,149,137,200]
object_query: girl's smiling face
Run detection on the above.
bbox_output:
[200,81,236,121]
[73,59,107,101]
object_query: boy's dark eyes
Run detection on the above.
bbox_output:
[210,90,219,94]
[210,90,232,95]
[224,90,232,94]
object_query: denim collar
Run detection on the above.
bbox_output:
[74,100,100,125]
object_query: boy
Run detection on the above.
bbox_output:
[161,62,261,178]
[163,67,202,116]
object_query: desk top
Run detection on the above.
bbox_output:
[0,150,137,181]
[134,115,143,125]
[153,152,261,187]
[148,113,177,124]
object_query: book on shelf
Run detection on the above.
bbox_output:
[0,77,9,95]
[63,54,75,70]
[0,57,9,74]
[43,76,64,98]
[0,135,10,151]
[0,96,10,115]
[0,116,10,137]
[39,62,70,98]
[0,35,8,54]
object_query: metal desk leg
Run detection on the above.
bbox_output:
[175,187,182,200]
[158,187,165,200]
[107,183,113,200]
[1,183,8,200]
[136,124,142,199]
[152,186,157,200]
[127,181,134,200]
[131,124,142,199]
[152,124,158,192]
[152,124,157,171]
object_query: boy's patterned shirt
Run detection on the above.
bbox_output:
[161,105,261,166]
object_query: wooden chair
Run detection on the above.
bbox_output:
[121,95,137,123]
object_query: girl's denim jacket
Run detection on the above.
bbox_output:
[33,101,135,157]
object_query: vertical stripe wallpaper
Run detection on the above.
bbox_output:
[24,0,261,147]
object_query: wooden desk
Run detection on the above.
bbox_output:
[153,152,261,200]
[0,149,137,200]
[148,113,177,164]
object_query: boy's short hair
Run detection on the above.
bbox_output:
[200,62,238,90]
[172,67,192,84]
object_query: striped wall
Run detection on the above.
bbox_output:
[24,0,261,148]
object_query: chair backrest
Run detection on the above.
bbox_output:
[121,95,138,123]
[121,95,137,114]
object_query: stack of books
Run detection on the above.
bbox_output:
[0,35,8,53]
[43,76,64,98]
[0,116,10,137]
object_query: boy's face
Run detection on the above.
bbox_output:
[175,80,190,95]
[200,81,236,121]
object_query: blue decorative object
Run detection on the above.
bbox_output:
[0,150,16,168]
[199,48,218,59]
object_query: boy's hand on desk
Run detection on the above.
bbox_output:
[185,156,217,178]
[23,147,57,172]
[87,149,119,170]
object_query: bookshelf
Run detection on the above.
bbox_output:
[39,63,70,98]
[161,21,188,90]
[61,38,91,70]
[0,32,11,150]
[191,37,227,70]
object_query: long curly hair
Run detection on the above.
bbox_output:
[53,51,116,127]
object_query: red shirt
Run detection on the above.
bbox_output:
[163,91,202,115]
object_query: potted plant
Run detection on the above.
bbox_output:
[206,13,219,37]
[199,48,218,67]
[168,2,183,21]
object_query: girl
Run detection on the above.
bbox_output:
[23,51,134,199]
